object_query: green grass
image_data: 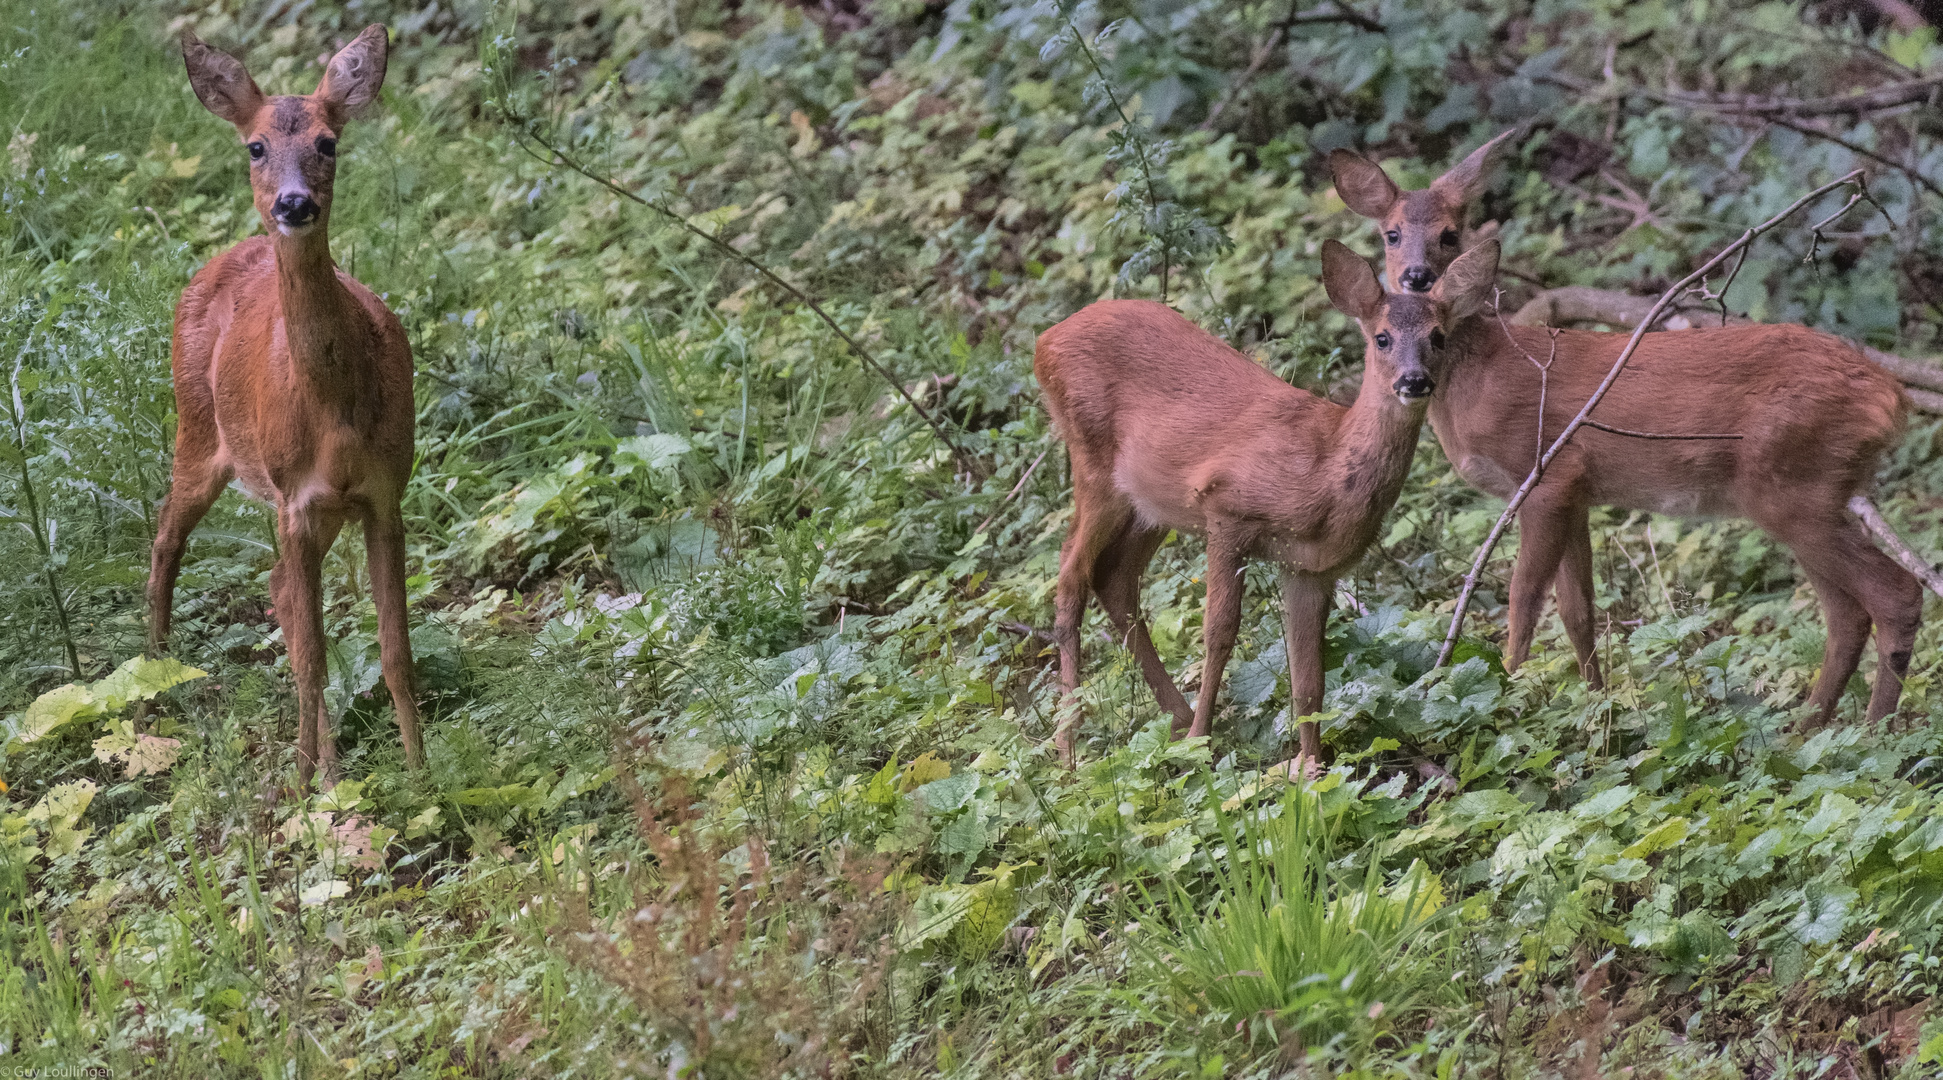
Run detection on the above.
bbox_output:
[5,0,1943,1076]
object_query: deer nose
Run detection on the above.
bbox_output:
[1392,373,1435,400]
[1398,266,1437,292]
[272,193,320,227]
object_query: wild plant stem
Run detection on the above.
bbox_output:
[1058,8,1175,301]
[1434,170,1867,669]
[7,362,83,679]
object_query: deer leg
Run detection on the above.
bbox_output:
[1554,508,1604,689]
[147,455,232,655]
[1187,535,1245,740]
[1505,496,1575,674]
[1051,496,1134,764]
[1280,569,1332,763]
[1827,521,1922,723]
[1795,564,1871,728]
[1093,525,1193,732]
[364,507,424,770]
[275,505,343,786]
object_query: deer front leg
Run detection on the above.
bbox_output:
[275,505,343,787]
[1281,569,1332,763]
[1553,508,1604,689]
[1505,495,1575,674]
[147,457,232,656]
[1187,536,1246,740]
[365,507,424,770]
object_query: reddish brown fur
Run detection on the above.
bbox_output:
[1332,143,1921,723]
[151,26,422,784]
[1035,240,1499,765]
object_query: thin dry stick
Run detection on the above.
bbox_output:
[974,448,1050,535]
[1434,169,1867,669]
[501,122,971,474]
[1643,521,1676,614]
[1848,495,1943,599]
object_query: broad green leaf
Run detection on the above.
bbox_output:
[1621,816,1690,860]
[17,683,99,745]
[91,656,208,709]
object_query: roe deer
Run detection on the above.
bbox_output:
[1330,145,1921,723]
[1036,239,1500,766]
[151,27,422,784]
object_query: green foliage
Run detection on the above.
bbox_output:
[5,0,1943,1075]
[1134,784,1453,1060]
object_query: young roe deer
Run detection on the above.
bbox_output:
[150,27,423,784]
[1035,239,1500,766]
[1330,143,1921,724]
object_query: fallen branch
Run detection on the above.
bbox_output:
[1667,76,1943,119]
[1435,170,1868,669]
[1849,496,1943,600]
[1509,286,1943,408]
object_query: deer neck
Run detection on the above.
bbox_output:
[271,227,359,384]
[1332,359,1428,511]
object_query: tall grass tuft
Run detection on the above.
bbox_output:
[557,762,902,1078]
[1133,783,1455,1062]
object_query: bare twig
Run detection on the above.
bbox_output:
[1580,420,1742,440]
[974,448,1050,535]
[1849,495,1943,600]
[498,121,971,474]
[1435,170,1867,669]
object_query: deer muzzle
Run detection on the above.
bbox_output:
[272,192,321,230]
[1392,372,1435,402]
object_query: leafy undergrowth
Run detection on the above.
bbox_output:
[7,0,1943,1076]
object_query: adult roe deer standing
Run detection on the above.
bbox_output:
[1036,238,1500,766]
[1329,141,1921,724]
[150,26,423,784]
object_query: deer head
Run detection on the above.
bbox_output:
[1321,238,1499,403]
[1328,130,1514,294]
[183,26,389,238]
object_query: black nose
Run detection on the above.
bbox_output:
[272,194,320,227]
[1399,266,1437,292]
[1393,374,1435,399]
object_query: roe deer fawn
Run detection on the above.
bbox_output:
[1330,144,1921,724]
[1036,239,1500,766]
[151,26,423,784]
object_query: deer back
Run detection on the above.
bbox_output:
[1433,320,1907,514]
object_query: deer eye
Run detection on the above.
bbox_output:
[1384,230,1400,247]
[1374,331,1392,350]
[247,141,266,161]
[1440,229,1459,247]
[317,136,338,157]
[1430,329,1446,349]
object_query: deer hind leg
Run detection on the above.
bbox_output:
[365,506,424,769]
[1505,495,1577,675]
[1186,532,1246,740]
[1051,494,1134,763]
[147,453,232,656]
[1092,524,1193,733]
[1827,522,1923,723]
[1554,508,1604,689]
[274,505,345,786]
[1280,569,1332,762]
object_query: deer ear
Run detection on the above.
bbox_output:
[315,24,390,121]
[1328,149,1401,220]
[1321,240,1384,322]
[1430,238,1500,319]
[1429,129,1515,207]
[182,31,264,128]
